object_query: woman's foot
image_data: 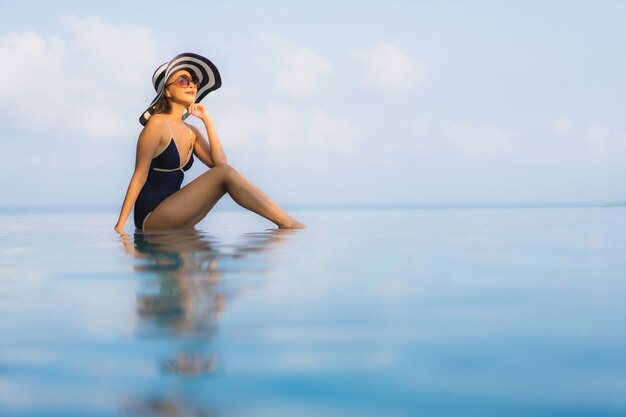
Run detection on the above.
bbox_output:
[278,219,306,229]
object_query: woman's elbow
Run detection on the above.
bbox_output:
[208,157,228,168]
[130,171,148,187]
[213,159,228,167]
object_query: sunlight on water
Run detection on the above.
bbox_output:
[0,208,625,416]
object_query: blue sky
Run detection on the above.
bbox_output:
[1,0,624,208]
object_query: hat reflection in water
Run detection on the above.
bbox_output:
[114,52,305,232]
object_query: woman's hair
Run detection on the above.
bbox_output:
[152,94,172,115]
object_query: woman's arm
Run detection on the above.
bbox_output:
[189,103,227,168]
[114,118,166,231]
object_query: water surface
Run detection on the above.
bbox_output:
[0,207,625,416]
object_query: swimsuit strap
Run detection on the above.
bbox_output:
[162,117,174,139]
[185,123,195,147]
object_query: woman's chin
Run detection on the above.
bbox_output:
[172,98,195,107]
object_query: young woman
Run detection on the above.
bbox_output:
[115,53,304,232]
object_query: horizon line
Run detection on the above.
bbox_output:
[0,200,624,214]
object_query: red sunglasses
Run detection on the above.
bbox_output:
[167,74,200,88]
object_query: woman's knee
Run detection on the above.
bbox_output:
[211,163,237,182]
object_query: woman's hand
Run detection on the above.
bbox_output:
[188,103,211,122]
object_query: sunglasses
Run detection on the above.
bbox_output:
[167,74,200,88]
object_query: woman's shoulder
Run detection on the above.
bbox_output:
[138,115,168,143]
[141,115,169,136]
[145,114,167,130]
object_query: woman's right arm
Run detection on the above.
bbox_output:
[114,118,165,232]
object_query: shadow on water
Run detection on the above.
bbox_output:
[115,228,295,417]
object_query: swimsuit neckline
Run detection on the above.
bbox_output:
[169,135,194,169]
[154,116,194,169]
[153,136,193,169]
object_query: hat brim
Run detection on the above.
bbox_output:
[139,52,221,126]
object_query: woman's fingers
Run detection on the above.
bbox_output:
[188,103,207,119]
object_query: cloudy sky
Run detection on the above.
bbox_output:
[1,0,624,208]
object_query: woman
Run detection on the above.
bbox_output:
[115,53,304,232]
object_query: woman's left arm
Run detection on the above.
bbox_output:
[189,104,227,167]
[190,124,215,168]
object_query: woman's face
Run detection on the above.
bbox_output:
[164,70,198,106]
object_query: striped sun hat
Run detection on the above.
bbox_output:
[139,52,222,126]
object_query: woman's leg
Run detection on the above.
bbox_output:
[144,164,304,230]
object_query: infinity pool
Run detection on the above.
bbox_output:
[0,207,624,416]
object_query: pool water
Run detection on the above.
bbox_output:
[0,207,625,416]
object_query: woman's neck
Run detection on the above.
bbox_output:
[166,101,188,120]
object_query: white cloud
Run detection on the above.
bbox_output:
[210,31,365,155]
[308,109,364,154]
[547,117,626,160]
[0,31,66,97]
[350,42,423,92]
[255,33,332,97]
[257,102,300,150]
[215,102,298,150]
[406,117,626,167]
[215,102,362,155]
[59,14,158,86]
[551,117,572,136]
[0,15,160,140]
[440,123,520,159]
[583,123,626,158]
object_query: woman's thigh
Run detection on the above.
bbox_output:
[144,165,231,230]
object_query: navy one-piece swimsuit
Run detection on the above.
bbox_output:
[134,119,194,230]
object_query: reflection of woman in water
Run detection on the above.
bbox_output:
[125,230,223,379]
[118,228,291,413]
[119,228,291,371]
[115,52,304,232]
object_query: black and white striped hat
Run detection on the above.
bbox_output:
[139,52,221,126]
